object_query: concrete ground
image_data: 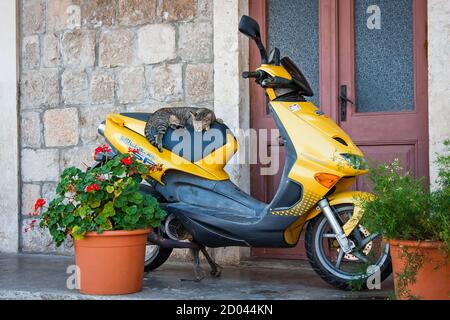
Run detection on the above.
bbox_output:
[0,254,393,300]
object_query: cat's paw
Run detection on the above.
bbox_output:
[157,141,164,153]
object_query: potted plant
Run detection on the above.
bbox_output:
[361,141,450,300]
[28,146,166,295]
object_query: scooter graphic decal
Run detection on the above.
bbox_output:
[270,190,321,216]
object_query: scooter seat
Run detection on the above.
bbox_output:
[121,113,230,163]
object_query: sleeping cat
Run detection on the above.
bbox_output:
[145,107,222,152]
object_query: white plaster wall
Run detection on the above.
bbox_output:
[0,0,19,253]
[213,0,251,264]
[428,0,450,189]
[214,0,250,193]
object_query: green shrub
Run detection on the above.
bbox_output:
[361,140,450,249]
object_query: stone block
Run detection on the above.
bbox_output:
[21,184,41,216]
[179,22,213,62]
[47,0,80,32]
[21,111,42,148]
[79,106,121,144]
[22,35,40,69]
[185,63,213,103]
[138,24,176,64]
[146,64,183,102]
[22,149,60,182]
[99,29,134,67]
[117,67,145,104]
[44,108,79,147]
[42,34,61,67]
[90,70,115,105]
[23,0,46,35]
[74,0,116,27]
[21,70,59,108]
[118,0,157,26]
[159,0,197,22]
[62,70,89,105]
[62,29,96,68]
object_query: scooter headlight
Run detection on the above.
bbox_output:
[340,154,369,171]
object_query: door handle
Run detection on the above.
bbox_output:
[339,85,354,122]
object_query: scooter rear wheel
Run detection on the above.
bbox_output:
[305,205,392,291]
[144,237,173,272]
[140,183,173,272]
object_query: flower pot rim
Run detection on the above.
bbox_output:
[389,239,444,249]
[82,228,152,238]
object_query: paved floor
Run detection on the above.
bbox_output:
[0,254,393,300]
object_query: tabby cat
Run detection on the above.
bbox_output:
[145,107,221,152]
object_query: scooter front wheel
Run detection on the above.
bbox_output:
[305,205,392,291]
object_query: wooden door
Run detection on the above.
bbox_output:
[250,0,429,260]
[336,0,429,190]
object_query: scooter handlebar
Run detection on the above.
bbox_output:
[242,71,263,79]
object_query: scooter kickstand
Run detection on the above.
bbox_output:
[200,247,223,278]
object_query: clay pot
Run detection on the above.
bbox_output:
[390,240,450,300]
[74,229,151,295]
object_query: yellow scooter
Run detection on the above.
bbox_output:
[96,15,391,290]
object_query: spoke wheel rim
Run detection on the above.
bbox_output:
[314,205,390,280]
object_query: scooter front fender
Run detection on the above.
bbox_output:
[305,191,375,236]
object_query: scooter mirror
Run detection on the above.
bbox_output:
[239,15,268,64]
[239,15,262,41]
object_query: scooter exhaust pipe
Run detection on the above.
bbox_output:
[148,232,201,250]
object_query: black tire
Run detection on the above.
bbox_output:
[305,205,392,291]
[144,243,173,272]
[140,183,173,272]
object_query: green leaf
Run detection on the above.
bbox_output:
[71,226,85,241]
[129,193,144,204]
[125,206,138,216]
[75,205,91,218]
[106,185,115,194]
[89,199,102,209]
[100,201,116,218]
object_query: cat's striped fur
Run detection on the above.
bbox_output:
[145,107,220,152]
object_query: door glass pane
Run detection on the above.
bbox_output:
[355,0,414,113]
[268,0,320,106]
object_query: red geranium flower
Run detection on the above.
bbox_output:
[121,156,133,166]
[86,184,100,193]
[128,148,140,154]
[94,145,111,157]
[34,198,46,212]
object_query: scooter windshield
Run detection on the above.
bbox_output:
[281,57,314,97]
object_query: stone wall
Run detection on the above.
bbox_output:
[428,0,450,189]
[19,0,214,253]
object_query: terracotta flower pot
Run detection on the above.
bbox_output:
[390,240,450,300]
[74,228,151,295]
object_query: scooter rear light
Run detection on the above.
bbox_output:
[314,173,340,189]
